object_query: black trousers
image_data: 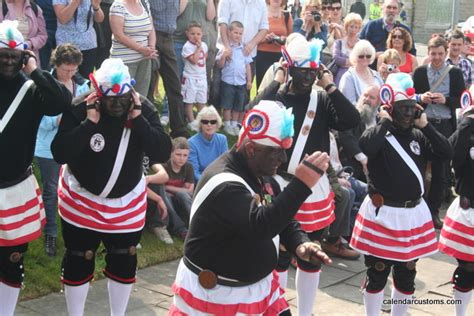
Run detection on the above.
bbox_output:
[426,119,454,214]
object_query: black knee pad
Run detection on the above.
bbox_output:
[392,262,417,294]
[0,250,26,287]
[104,246,138,284]
[452,266,474,292]
[61,249,95,286]
[277,249,291,272]
[364,256,391,292]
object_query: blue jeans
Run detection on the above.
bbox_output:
[348,177,368,232]
[35,157,60,237]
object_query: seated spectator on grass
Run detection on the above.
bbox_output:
[160,137,194,238]
[188,105,228,182]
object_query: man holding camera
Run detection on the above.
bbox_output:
[293,0,327,45]
[51,58,171,316]
[350,73,452,316]
[253,34,359,316]
[413,36,465,228]
[0,20,71,316]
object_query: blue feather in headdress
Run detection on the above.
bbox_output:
[280,107,295,139]
[309,39,325,63]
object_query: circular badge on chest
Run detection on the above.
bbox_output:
[470,147,474,160]
[90,133,105,152]
[409,140,421,156]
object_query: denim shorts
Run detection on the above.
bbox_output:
[220,81,247,111]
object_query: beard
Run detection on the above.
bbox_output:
[358,103,378,126]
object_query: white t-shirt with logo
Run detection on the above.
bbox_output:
[182,41,208,79]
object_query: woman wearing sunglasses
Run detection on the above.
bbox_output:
[339,39,383,105]
[188,106,228,182]
[380,27,418,75]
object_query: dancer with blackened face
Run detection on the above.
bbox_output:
[51,58,171,316]
[351,73,453,316]
[0,20,71,316]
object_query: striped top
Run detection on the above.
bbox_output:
[110,0,153,64]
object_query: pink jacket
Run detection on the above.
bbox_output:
[0,0,48,65]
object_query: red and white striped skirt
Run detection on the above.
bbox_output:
[439,197,474,262]
[0,175,45,246]
[350,196,438,262]
[274,174,335,232]
[58,167,147,233]
[170,259,289,316]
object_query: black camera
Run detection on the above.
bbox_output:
[271,35,285,45]
[387,64,396,73]
[311,11,322,22]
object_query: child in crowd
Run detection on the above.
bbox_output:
[181,21,208,132]
[160,137,194,234]
[216,21,253,136]
[377,48,401,81]
[145,163,174,244]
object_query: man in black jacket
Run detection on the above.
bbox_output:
[52,58,171,316]
[0,20,71,316]
[171,100,331,314]
[413,36,465,228]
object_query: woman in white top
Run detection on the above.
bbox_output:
[339,39,383,106]
[109,0,157,96]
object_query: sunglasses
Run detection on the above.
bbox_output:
[322,5,330,10]
[392,34,404,40]
[201,119,218,125]
[331,6,342,11]
[358,54,372,59]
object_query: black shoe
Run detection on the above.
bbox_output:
[45,234,57,257]
[432,213,443,230]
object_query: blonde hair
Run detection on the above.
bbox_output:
[196,105,223,130]
[349,40,376,65]
[344,13,363,31]
[380,48,401,64]
[301,0,321,17]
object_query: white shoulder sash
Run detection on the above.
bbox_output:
[385,133,425,195]
[287,90,318,175]
[99,128,131,198]
[190,172,254,221]
[0,80,34,133]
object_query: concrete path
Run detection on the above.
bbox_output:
[15,237,474,315]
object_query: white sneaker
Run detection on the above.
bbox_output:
[224,124,236,136]
[187,120,199,132]
[160,115,169,126]
[152,227,174,244]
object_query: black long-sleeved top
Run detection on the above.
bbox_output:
[185,148,311,283]
[252,81,360,171]
[51,97,171,198]
[0,70,71,182]
[449,116,474,200]
[360,118,453,201]
[336,120,367,181]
